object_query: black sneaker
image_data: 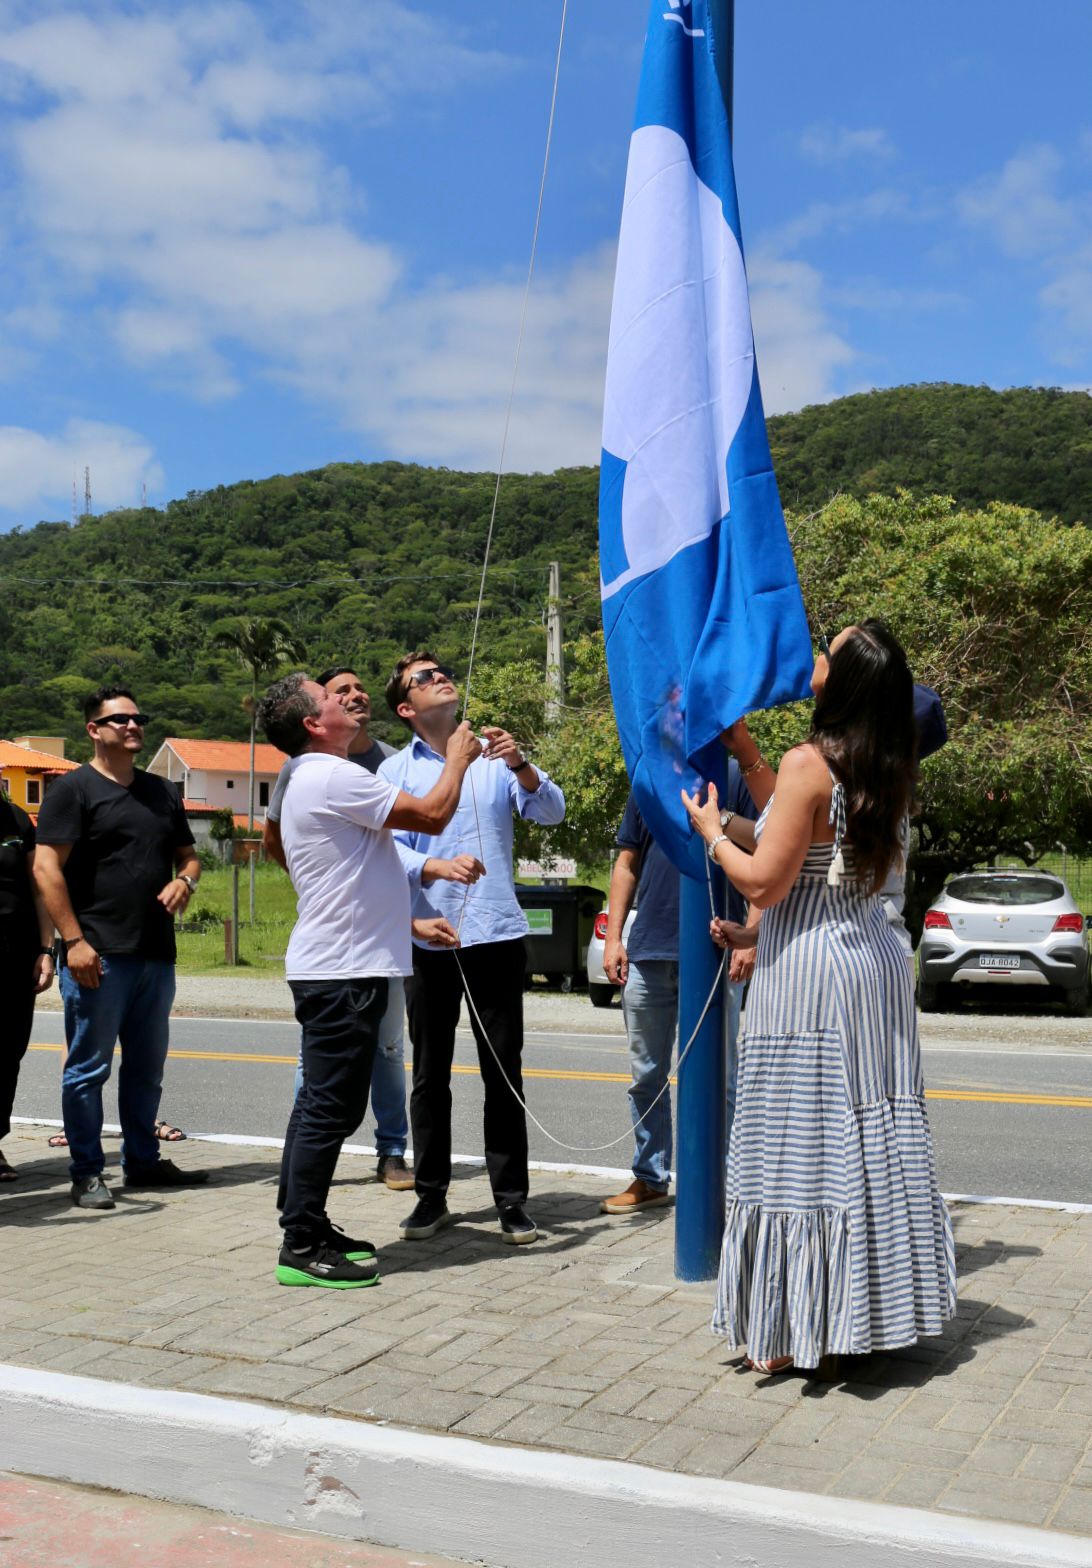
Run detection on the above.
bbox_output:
[322,1220,377,1261]
[277,1241,379,1290]
[498,1204,537,1245]
[71,1175,116,1210]
[123,1158,210,1189]
[399,1196,453,1240]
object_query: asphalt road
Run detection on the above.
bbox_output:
[15,1004,1092,1205]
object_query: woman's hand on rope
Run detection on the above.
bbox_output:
[710,917,757,952]
[681,780,721,845]
[412,916,461,949]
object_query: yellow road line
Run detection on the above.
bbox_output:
[27,1043,1092,1106]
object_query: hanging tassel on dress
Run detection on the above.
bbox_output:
[827,848,845,887]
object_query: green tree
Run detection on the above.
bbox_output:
[210,617,304,830]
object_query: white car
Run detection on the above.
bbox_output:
[585,905,637,1007]
[918,869,1090,1015]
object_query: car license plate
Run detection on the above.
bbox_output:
[979,954,1020,971]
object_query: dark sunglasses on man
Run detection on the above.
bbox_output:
[94,713,150,728]
[404,666,455,694]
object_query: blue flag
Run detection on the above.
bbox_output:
[600,0,814,877]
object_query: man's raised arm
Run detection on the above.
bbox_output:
[386,722,482,834]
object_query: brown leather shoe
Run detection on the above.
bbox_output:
[376,1154,416,1191]
[600,1179,671,1215]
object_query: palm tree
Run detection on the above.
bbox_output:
[211,617,304,831]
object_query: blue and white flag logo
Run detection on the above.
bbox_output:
[600,0,814,875]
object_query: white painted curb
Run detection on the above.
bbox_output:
[3,1365,1088,1568]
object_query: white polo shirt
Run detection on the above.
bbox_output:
[280,752,412,982]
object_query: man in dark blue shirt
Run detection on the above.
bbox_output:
[601,762,756,1214]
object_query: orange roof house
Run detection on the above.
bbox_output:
[0,738,80,817]
[146,738,288,826]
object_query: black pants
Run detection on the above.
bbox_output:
[406,938,528,1208]
[278,976,387,1250]
[0,954,37,1143]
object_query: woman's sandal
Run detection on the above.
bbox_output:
[0,1150,17,1182]
[746,1356,794,1375]
[155,1120,188,1142]
[47,1132,68,1148]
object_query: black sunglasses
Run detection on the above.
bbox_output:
[404,665,455,693]
[95,712,150,728]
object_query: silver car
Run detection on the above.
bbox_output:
[586,905,637,1008]
[918,869,1090,1015]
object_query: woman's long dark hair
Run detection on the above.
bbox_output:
[808,619,916,893]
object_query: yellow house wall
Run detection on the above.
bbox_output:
[0,767,44,811]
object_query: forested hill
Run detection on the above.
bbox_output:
[0,381,1086,761]
[768,383,1092,523]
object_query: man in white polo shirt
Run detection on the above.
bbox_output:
[257,671,480,1289]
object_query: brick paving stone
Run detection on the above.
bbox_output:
[629,1423,708,1469]
[1018,1443,1087,1484]
[940,1475,1059,1527]
[828,1454,907,1500]
[1051,1486,1092,1534]
[883,1467,953,1509]
[685,1431,764,1478]
[962,1435,1032,1477]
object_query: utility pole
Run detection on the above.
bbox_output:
[83,467,92,517]
[546,561,564,725]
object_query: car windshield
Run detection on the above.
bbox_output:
[946,874,1065,906]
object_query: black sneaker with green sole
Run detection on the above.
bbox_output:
[322,1220,377,1262]
[276,1241,380,1289]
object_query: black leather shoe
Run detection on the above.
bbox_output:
[399,1196,453,1239]
[71,1175,116,1210]
[498,1204,537,1244]
[123,1158,210,1189]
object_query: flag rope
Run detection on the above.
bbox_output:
[446,0,731,1152]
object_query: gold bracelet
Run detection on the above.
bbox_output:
[739,754,764,779]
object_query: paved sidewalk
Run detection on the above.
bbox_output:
[0,1472,468,1568]
[2,1127,1091,1543]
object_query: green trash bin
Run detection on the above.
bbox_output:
[515,884,603,991]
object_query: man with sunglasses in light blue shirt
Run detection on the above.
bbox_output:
[379,650,566,1246]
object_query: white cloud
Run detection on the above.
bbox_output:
[956,144,1092,361]
[748,253,857,413]
[956,144,1078,259]
[799,124,895,166]
[0,418,163,515]
[0,3,867,472]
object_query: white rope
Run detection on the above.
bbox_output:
[455,948,727,1153]
[461,0,569,723]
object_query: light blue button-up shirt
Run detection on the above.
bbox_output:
[379,737,565,950]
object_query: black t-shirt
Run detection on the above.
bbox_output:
[0,798,37,958]
[36,765,194,961]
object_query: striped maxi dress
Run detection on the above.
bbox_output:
[712,783,957,1367]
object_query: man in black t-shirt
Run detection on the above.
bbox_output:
[0,795,56,1178]
[34,687,208,1210]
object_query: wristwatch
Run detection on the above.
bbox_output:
[708,833,729,862]
[178,874,198,893]
[720,809,736,828]
[39,946,54,958]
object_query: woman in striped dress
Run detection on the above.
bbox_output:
[682,620,955,1373]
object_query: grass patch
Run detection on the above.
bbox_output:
[175,862,295,976]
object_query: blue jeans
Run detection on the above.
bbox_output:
[60,957,176,1181]
[622,959,743,1190]
[293,977,408,1156]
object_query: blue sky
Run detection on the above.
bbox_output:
[0,0,1089,531]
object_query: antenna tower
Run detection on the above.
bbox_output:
[84,466,92,516]
[141,479,147,508]
[72,478,78,526]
